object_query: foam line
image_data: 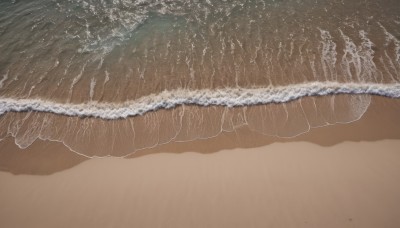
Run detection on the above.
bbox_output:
[0,82,399,119]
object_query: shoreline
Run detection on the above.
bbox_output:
[1,95,399,175]
[0,96,399,227]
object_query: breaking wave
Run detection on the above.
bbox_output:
[1,82,400,119]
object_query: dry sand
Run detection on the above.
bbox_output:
[0,96,400,228]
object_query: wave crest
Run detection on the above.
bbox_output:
[0,82,399,119]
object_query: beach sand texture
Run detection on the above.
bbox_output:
[0,96,399,228]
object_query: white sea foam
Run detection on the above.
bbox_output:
[319,29,337,80]
[339,29,363,81]
[378,22,400,64]
[0,70,9,89]
[89,77,96,100]
[0,82,399,119]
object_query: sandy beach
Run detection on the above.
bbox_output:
[1,1,400,227]
[0,96,400,228]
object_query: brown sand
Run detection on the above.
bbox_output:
[0,96,400,227]
[1,140,400,228]
[1,96,400,175]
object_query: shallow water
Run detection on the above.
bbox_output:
[0,0,399,156]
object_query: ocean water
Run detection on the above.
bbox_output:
[0,0,399,156]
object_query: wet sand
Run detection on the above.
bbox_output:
[0,96,400,227]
